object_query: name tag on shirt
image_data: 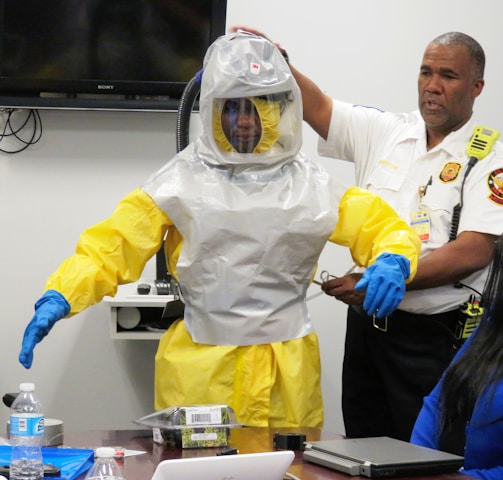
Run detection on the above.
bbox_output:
[410,209,430,241]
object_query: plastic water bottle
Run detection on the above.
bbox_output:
[9,383,44,480]
[85,447,125,480]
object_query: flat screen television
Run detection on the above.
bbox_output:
[0,0,227,111]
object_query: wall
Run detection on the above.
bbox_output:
[0,0,502,436]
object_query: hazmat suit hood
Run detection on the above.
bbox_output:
[198,31,303,173]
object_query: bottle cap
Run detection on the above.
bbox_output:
[95,447,116,458]
[19,383,35,392]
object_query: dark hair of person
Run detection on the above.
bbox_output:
[432,32,485,79]
[438,235,503,453]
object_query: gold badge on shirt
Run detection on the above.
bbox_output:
[488,168,503,205]
[439,162,462,183]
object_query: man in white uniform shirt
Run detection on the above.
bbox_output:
[234,27,503,440]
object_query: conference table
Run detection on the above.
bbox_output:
[63,427,473,480]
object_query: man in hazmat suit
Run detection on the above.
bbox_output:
[18,31,421,428]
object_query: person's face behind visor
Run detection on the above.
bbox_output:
[221,98,261,153]
[212,95,283,154]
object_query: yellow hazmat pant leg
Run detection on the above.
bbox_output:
[154,321,323,427]
[269,333,323,428]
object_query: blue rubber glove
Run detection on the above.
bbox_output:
[355,253,410,318]
[19,290,71,369]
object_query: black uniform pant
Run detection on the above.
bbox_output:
[342,305,460,441]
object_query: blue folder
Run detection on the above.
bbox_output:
[0,446,94,480]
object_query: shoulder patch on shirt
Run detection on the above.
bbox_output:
[439,162,462,183]
[488,168,503,205]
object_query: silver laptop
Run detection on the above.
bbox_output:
[151,451,295,480]
[303,436,464,478]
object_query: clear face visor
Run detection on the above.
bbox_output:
[212,93,292,154]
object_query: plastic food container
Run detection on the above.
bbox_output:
[134,405,242,448]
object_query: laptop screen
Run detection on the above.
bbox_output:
[151,451,295,480]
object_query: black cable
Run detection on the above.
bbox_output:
[448,156,477,241]
[454,282,483,298]
[176,75,201,153]
[448,204,461,242]
[156,74,201,281]
[0,108,43,154]
[450,157,482,295]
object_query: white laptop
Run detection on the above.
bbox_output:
[151,451,295,480]
[303,437,464,478]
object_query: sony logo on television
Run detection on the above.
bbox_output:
[97,84,115,90]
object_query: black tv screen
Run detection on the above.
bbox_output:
[0,0,227,110]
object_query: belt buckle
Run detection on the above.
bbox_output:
[372,314,388,332]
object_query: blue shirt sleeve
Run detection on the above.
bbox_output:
[462,466,503,480]
[410,380,442,448]
[410,334,475,447]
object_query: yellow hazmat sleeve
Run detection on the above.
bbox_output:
[45,189,172,315]
[329,186,421,280]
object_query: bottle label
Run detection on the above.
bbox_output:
[10,415,44,436]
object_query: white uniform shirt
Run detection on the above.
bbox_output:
[319,99,503,314]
